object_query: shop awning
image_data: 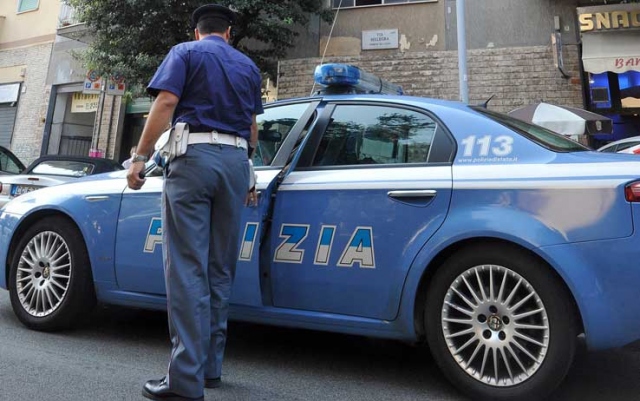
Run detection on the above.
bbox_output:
[582,31,640,74]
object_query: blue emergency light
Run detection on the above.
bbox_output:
[313,63,404,95]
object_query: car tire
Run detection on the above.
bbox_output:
[9,216,96,331]
[425,244,577,401]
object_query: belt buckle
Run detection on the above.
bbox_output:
[210,130,219,145]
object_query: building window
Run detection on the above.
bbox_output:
[17,0,39,13]
[332,0,434,9]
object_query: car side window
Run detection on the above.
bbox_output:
[312,105,436,166]
[616,142,640,152]
[0,149,22,174]
[599,144,617,153]
[254,103,311,167]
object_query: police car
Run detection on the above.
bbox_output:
[1,64,639,401]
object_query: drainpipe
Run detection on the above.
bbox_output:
[40,85,58,156]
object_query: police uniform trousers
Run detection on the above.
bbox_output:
[161,142,250,398]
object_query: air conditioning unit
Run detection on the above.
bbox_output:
[591,87,610,103]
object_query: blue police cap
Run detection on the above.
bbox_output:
[191,4,237,29]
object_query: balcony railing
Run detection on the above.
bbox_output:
[58,2,80,28]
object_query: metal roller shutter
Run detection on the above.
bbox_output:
[0,103,18,148]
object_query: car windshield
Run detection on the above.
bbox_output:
[471,106,590,152]
[30,160,95,177]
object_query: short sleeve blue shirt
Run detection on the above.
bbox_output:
[147,36,264,140]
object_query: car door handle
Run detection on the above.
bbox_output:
[387,190,437,199]
[85,196,109,202]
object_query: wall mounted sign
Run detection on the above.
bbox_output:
[578,4,640,33]
[362,29,399,50]
[71,92,100,113]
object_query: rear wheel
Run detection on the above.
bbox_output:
[9,216,96,331]
[425,244,577,400]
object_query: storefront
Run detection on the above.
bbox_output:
[579,4,640,148]
[121,97,152,163]
[43,85,98,156]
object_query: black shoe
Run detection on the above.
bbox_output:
[142,377,204,401]
[204,377,221,389]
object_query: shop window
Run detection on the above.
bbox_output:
[620,71,640,109]
[17,0,39,13]
[332,0,434,9]
[591,87,610,104]
[589,71,640,111]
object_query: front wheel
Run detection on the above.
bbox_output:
[425,245,577,400]
[9,216,96,331]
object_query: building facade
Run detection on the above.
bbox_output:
[13,1,638,162]
[0,0,60,164]
[578,3,640,147]
[278,0,640,146]
[47,1,126,163]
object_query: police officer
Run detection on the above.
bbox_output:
[126,4,263,401]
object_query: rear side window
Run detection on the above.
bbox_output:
[312,104,437,166]
[599,144,617,153]
[254,103,310,166]
[472,107,589,152]
[0,150,22,174]
[617,142,640,152]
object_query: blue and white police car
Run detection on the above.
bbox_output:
[1,64,640,400]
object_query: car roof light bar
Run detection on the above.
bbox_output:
[313,63,404,96]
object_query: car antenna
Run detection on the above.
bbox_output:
[478,94,495,108]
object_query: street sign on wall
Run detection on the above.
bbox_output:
[362,29,399,50]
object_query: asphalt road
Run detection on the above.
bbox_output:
[0,290,639,401]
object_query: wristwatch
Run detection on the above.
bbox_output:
[131,153,149,163]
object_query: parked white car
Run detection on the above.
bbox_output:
[597,135,640,154]
[0,155,123,208]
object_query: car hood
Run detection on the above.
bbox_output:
[1,171,129,215]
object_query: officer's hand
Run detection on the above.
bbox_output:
[246,187,257,207]
[127,162,146,190]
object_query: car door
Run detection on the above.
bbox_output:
[113,101,320,302]
[268,101,455,320]
[230,101,319,306]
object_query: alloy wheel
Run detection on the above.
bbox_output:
[15,231,72,317]
[441,264,550,386]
